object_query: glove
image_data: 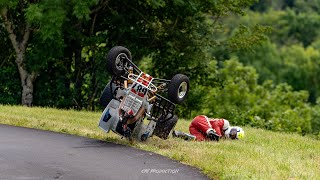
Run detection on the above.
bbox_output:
[207,130,220,141]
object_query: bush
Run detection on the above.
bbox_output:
[195,58,316,135]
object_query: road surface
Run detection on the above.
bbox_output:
[0,124,208,180]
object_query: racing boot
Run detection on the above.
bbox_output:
[172,130,196,141]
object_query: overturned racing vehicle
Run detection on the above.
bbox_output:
[99,46,189,141]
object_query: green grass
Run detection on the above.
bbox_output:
[1,105,320,179]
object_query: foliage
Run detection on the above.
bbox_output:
[0,60,20,104]
[279,45,320,103]
[194,59,314,135]
[2,0,265,110]
[0,18,20,104]
[310,98,320,136]
[229,6,320,104]
[237,40,282,83]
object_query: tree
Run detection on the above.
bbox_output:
[0,0,101,107]
[278,45,320,103]
[0,1,34,106]
[236,40,282,83]
[1,0,266,110]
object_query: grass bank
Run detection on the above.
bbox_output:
[0,105,319,179]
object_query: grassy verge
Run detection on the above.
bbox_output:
[0,105,320,179]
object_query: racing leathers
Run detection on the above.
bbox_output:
[189,115,230,141]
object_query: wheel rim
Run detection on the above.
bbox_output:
[115,53,128,71]
[178,82,188,99]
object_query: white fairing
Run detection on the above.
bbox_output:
[98,99,120,132]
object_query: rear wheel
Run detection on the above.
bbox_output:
[107,46,132,76]
[153,115,178,139]
[99,81,115,108]
[168,74,189,104]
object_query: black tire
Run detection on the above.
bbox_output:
[99,81,114,108]
[168,74,189,104]
[153,115,178,139]
[107,46,132,76]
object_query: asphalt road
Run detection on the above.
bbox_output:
[0,124,208,180]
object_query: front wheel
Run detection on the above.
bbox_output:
[107,46,132,76]
[167,74,189,104]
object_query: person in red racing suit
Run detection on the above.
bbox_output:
[189,115,230,141]
[173,115,245,141]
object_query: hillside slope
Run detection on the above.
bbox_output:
[0,105,319,179]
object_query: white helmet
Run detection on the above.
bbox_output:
[224,126,244,140]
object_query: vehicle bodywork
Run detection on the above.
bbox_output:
[99,46,189,141]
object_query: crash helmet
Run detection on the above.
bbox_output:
[224,126,244,140]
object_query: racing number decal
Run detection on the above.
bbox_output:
[137,85,148,95]
[132,83,147,96]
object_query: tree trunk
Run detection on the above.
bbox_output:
[1,8,34,106]
[16,53,36,106]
